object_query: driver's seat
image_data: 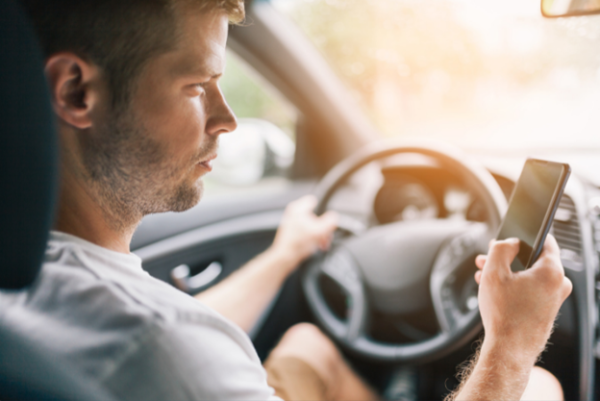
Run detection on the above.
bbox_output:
[0,1,113,399]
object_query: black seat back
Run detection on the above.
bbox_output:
[0,0,57,289]
[0,1,113,399]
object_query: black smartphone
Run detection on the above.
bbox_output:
[496,158,571,271]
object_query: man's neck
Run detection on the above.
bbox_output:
[54,168,139,254]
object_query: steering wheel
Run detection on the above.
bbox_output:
[302,139,508,363]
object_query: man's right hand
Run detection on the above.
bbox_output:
[474,235,572,363]
[451,235,571,401]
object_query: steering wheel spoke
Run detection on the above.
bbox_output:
[430,222,491,334]
[320,247,367,342]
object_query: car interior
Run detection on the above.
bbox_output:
[2,0,600,400]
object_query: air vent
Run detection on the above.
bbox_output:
[551,194,583,263]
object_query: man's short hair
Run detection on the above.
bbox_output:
[20,0,245,109]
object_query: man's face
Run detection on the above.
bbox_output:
[83,8,236,224]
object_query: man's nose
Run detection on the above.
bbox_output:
[206,88,237,136]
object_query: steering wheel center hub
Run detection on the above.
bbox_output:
[344,219,476,315]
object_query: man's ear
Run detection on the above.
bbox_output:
[44,53,101,129]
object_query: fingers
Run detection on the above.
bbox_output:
[485,238,520,279]
[474,254,486,284]
[474,270,482,284]
[289,195,318,213]
[561,276,573,300]
[475,255,486,269]
[537,234,561,263]
[319,210,339,228]
[313,210,338,235]
[316,211,338,250]
[530,235,562,272]
[320,211,338,232]
[526,235,571,301]
[543,234,560,254]
[281,195,340,254]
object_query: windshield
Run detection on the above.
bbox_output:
[272,0,600,151]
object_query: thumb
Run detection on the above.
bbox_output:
[289,195,318,214]
[485,238,520,279]
[315,211,338,234]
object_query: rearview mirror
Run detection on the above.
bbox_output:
[542,0,600,18]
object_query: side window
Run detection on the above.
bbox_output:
[204,50,298,194]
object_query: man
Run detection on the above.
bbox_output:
[3,0,571,399]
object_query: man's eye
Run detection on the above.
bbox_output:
[190,83,208,97]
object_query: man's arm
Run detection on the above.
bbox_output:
[195,195,337,332]
[448,236,572,401]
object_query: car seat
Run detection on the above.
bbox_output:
[0,1,114,399]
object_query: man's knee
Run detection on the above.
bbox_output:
[272,323,339,360]
[270,323,341,382]
[267,323,378,401]
[279,323,332,347]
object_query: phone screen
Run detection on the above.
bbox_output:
[496,159,569,271]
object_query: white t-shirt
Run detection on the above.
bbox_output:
[0,231,280,401]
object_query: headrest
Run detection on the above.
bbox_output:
[0,0,58,289]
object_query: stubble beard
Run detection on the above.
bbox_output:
[79,106,216,232]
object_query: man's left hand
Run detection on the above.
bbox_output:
[271,195,338,273]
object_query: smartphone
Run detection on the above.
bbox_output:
[496,158,571,271]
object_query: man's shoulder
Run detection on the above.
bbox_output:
[36,242,273,400]
[40,231,208,323]
[1,234,262,389]
[36,236,239,336]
